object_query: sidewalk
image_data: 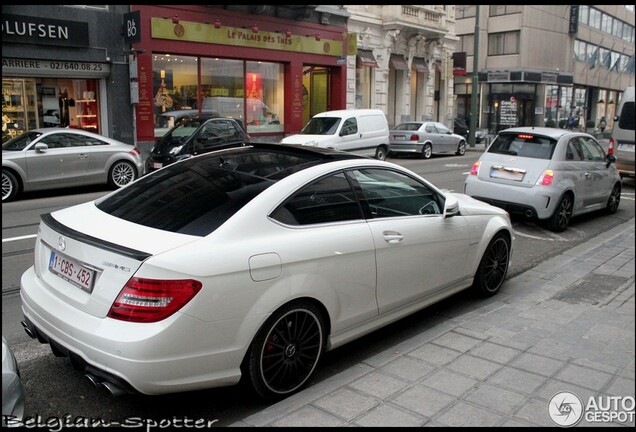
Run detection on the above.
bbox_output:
[233,218,635,427]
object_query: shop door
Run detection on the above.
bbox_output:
[302,66,330,126]
[517,98,535,127]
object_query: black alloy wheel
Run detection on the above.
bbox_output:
[246,302,325,401]
[606,183,621,214]
[547,193,573,232]
[473,233,510,297]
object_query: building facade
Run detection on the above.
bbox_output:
[343,5,457,129]
[454,5,635,134]
[2,5,133,144]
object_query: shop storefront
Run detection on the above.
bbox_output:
[130,6,349,146]
[2,14,113,143]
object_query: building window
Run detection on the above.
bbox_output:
[588,8,601,30]
[458,34,474,54]
[355,67,372,109]
[601,13,612,34]
[245,61,284,133]
[489,5,522,17]
[456,5,476,19]
[488,31,520,56]
[579,5,589,26]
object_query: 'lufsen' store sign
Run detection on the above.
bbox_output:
[151,17,349,57]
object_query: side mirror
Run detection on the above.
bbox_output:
[34,143,48,152]
[607,154,616,168]
[444,195,460,218]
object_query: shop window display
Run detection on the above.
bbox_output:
[153,56,284,137]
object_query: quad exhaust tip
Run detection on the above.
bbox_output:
[85,373,126,396]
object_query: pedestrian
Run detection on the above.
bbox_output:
[566,113,576,130]
[599,116,607,133]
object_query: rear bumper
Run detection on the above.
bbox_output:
[20,266,247,395]
[464,176,559,220]
[389,142,424,154]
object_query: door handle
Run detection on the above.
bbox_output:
[584,172,591,177]
[78,154,88,159]
[382,231,403,244]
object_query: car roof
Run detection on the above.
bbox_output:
[160,110,220,118]
[496,126,575,140]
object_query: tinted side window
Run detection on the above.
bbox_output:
[579,137,605,161]
[348,168,443,217]
[270,171,362,225]
[618,101,635,131]
[566,140,583,161]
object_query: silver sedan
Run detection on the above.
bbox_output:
[2,128,144,202]
[389,121,467,159]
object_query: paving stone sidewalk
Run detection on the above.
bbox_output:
[233,218,635,427]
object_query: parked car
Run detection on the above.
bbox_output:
[2,128,143,202]
[2,336,25,426]
[610,86,635,178]
[280,109,390,160]
[21,142,514,401]
[154,109,220,138]
[453,118,487,144]
[464,127,621,232]
[389,121,467,159]
[145,117,249,174]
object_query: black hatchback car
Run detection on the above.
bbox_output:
[145,117,249,174]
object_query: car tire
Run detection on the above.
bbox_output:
[456,141,466,156]
[2,170,19,202]
[473,232,510,297]
[546,193,573,232]
[421,143,432,159]
[375,146,388,161]
[245,301,325,401]
[108,161,137,189]
[606,182,621,214]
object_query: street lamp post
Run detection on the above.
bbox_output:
[468,6,480,147]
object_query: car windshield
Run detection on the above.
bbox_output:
[2,131,43,150]
[393,123,422,131]
[96,147,330,236]
[300,117,341,135]
[488,132,557,160]
[153,119,208,155]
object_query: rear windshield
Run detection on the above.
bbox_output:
[95,148,328,236]
[488,132,557,160]
[153,119,207,154]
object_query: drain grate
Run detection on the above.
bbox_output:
[551,274,629,305]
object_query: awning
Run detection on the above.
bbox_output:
[390,54,408,71]
[412,57,428,73]
[357,49,378,68]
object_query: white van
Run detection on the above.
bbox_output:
[280,109,390,160]
[611,86,635,178]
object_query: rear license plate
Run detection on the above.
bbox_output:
[489,165,525,181]
[393,135,405,141]
[49,251,96,293]
[152,162,163,169]
[618,143,635,152]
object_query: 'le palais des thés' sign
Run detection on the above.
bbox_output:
[150,17,358,57]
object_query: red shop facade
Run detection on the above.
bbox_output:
[130,5,350,146]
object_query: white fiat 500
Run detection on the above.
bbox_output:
[21,143,514,401]
[465,127,621,232]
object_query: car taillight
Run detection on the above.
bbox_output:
[470,161,481,175]
[608,137,614,156]
[129,147,141,156]
[538,170,554,186]
[410,134,419,141]
[108,277,202,323]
